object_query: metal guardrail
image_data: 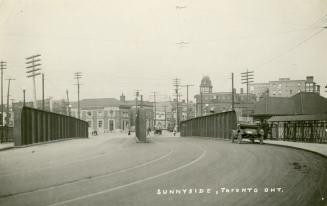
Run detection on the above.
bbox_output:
[270,121,327,143]
[0,126,14,143]
[14,107,88,146]
[180,111,237,138]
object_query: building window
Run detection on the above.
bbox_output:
[98,120,103,128]
[109,120,114,131]
[87,121,92,127]
[290,90,292,95]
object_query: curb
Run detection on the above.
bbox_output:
[0,137,88,152]
[264,141,327,159]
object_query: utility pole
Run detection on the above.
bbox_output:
[26,54,42,108]
[231,72,235,111]
[74,72,82,119]
[163,105,167,129]
[172,78,180,131]
[42,73,45,110]
[0,61,6,143]
[200,91,203,116]
[181,84,194,119]
[22,88,26,107]
[152,91,157,127]
[5,78,15,127]
[66,89,71,116]
[241,70,254,119]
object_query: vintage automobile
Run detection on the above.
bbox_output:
[232,123,264,144]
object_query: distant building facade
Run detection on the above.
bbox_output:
[250,76,320,100]
[71,95,131,133]
[194,76,256,118]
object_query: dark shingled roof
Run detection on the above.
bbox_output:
[268,114,327,122]
[253,92,327,116]
[71,98,129,109]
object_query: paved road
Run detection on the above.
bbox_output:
[0,133,326,206]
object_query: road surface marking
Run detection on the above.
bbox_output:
[48,146,206,206]
[0,137,131,177]
[0,148,173,199]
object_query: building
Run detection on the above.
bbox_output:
[194,76,256,118]
[71,94,131,134]
[126,99,154,131]
[253,92,327,121]
[250,76,320,100]
[154,101,172,130]
[169,99,196,130]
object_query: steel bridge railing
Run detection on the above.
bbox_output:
[180,111,237,138]
[270,120,327,143]
[13,106,88,146]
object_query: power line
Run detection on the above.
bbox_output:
[257,28,326,68]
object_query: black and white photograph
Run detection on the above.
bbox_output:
[0,0,327,205]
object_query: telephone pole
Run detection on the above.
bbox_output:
[66,89,71,116]
[200,91,203,116]
[231,72,235,111]
[0,61,6,143]
[5,78,15,126]
[163,105,167,129]
[241,70,254,118]
[172,78,180,131]
[74,72,82,119]
[42,73,45,110]
[26,54,42,108]
[181,84,194,119]
[152,91,157,127]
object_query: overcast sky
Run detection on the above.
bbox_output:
[0,0,326,104]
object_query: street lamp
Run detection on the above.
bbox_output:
[22,86,26,107]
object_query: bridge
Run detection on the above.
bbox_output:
[0,110,326,206]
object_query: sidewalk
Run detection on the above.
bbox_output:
[264,140,327,158]
[0,142,14,151]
